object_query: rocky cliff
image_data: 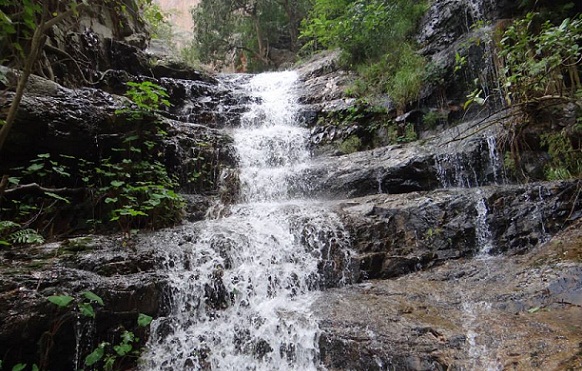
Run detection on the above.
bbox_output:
[1,0,581,370]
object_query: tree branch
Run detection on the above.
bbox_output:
[4,183,85,197]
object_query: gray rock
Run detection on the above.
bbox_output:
[0,236,165,370]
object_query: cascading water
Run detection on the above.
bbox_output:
[475,194,493,257]
[141,71,352,370]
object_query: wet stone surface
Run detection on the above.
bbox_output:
[0,236,165,370]
[314,220,582,370]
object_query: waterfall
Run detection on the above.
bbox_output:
[141,71,352,370]
[475,195,493,256]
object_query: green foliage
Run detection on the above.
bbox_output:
[2,81,184,237]
[14,153,72,184]
[83,155,184,232]
[0,220,18,246]
[118,81,170,120]
[85,343,106,367]
[192,0,310,70]
[301,0,427,65]
[137,313,153,327]
[498,13,582,105]
[385,45,426,110]
[540,131,582,180]
[137,0,170,38]
[7,228,44,244]
[43,291,152,371]
[401,123,418,143]
[422,111,447,129]
[339,135,362,154]
[454,52,468,73]
[48,291,103,319]
[47,295,75,308]
[0,221,44,246]
[0,0,42,61]
[464,80,487,110]
[301,0,428,109]
[84,322,149,370]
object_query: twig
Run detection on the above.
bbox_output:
[4,183,85,197]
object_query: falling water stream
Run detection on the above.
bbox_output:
[141,72,352,370]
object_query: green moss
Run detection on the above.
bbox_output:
[338,135,362,154]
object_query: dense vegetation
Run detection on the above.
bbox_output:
[0,1,185,246]
[189,0,311,71]
[300,0,428,110]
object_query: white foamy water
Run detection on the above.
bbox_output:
[141,71,352,370]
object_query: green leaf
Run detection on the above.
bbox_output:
[11,364,26,371]
[123,134,140,143]
[31,364,39,371]
[103,355,116,371]
[26,163,44,172]
[114,342,132,356]
[48,295,74,308]
[9,229,44,245]
[528,306,541,314]
[105,197,118,204]
[44,192,71,204]
[0,220,20,232]
[82,291,104,306]
[85,343,106,366]
[78,302,95,318]
[121,330,135,343]
[137,313,153,327]
[110,180,125,188]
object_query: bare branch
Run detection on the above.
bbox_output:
[4,183,85,197]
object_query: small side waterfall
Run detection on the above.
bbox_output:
[142,72,353,370]
[435,133,506,188]
[475,195,493,257]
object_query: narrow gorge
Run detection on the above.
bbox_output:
[1,0,581,370]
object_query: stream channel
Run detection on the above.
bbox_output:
[141,71,353,370]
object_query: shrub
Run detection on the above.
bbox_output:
[339,135,362,154]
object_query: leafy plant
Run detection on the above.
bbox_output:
[44,291,153,371]
[0,0,89,152]
[422,111,447,129]
[495,12,582,175]
[540,131,582,180]
[192,0,311,70]
[301,0,428,109]
[83,312,153,370]
[400,123,418,143]
[498,13,582,105]
[7,229,44,245]
[137,0,170,38]
[0,221,44,246]
[117,81,171,121]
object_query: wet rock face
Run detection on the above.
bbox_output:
[0,236,165,370]
[42,0,150,87]
[417,0,518,56]
[314,220,582,371]
[0,74,235,195]
[336,181,582,281]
